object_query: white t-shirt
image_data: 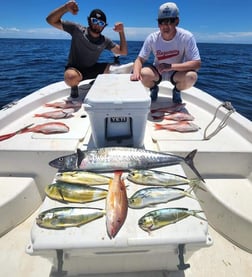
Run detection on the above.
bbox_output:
[139,27,200,80]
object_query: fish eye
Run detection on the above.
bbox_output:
[143,216,154,227]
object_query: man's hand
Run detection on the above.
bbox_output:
[66,0,79,15]
[113,22,124,33]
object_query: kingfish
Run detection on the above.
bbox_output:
[106,171,128,239]
[36,207,105,229]
[128,186,198,209]
[45,181,108,203]
[49,147,204,182]
[55,171,112,186]
[138,207,206,233]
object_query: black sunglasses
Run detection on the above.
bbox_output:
[158,18,177,25]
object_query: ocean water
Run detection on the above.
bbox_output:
[0,38,251,121]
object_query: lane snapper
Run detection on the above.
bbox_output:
[128,186,198,209]
[49,147,204,182]
[0,122,69,141]
[106,171,128,239]
[138,207,206,233]
[45,181,108,203]
[152,112,194,121]
[45,100,82,109]
[55,171,112,186]
[21,122,69,134]
[36,207,105,229]
[151,103,186,114]
[154,122,200,132]
[34,108,75,119]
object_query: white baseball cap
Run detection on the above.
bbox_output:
[158,2,179,19]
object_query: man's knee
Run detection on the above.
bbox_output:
[141,67,160,88]
[64,68,82,87]
[186,71,198,85]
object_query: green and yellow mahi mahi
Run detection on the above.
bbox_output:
[55,171,112,186]
[45,181,108,203]
[139,207,206,232]
[36,207,105,229]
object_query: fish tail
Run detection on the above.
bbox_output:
[19,127,32,134]
[154,123,164,130]
[184,150,205,183]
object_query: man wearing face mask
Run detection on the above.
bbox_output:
[46,1,132,98]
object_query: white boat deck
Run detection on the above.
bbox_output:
[0,77,251,276]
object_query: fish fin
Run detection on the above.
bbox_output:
[76,148,84,168]
[183,188,201,202]
[58,188,68,204]
[184,150,205,183]
[188,178,207,192]
[192,211,207,221]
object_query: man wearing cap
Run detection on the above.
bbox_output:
[47,1,132,98]
[131,2,201,103]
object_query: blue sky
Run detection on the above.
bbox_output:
[0,0,252,43]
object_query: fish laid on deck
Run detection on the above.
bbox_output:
[36,207,105,229]
[128,186,198,209]
[55,171,112,186]
[151,103,186,114]
[21,122,70,134]
[155,121,200,132]
[49,147,204,182]
[0,122,69,141]
[128,170,193,187]
[34,108,75,119]
[45,181,108,203]
[152,112,195,121]
[106,171,128,239]
[138,207,206,233]
[45,100,82,110]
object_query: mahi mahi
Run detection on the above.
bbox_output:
[45,181,108,203]
[138,207,206,233]
[128,186,198,209]
[55,171,112,186]
[36,207,105,229]
[49,147,204,182]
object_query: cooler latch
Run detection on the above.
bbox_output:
[105,117,133,142]
[177,244,190,270]
[51,249,67,276]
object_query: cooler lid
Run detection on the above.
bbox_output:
[84,74,151,109]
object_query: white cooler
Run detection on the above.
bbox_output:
[84,74,151,147]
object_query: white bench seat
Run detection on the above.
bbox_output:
[0,177,42,236]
